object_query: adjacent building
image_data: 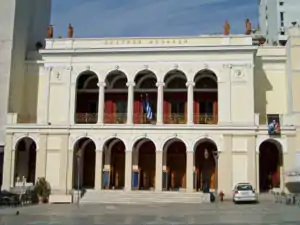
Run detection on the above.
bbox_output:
[259,0,300,45]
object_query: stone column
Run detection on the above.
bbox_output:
[94,150,103,190]
[2,134,14,189]
[247,136,256,189]
[126,82,135,125]
[66,149,74,191]
[59,134,69,192]
[69,82,76,125]
[155,150,163,191]
[125,150,132,191]
[156,82,165,125]
[97,82,106,124]
[186,81,195,125]
[218,135,232,195]
[35,134,47,180]
[186,151,194,192]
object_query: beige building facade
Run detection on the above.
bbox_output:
[2,25,300,199]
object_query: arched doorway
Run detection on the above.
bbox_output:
[133,70,157,124]
[75,71,99,124]
[103,138,126,189]
[194,139,218,192]
[133,139,156,190]
[104,70,128,124]
[73,138,96,189]
[163,70,187,124]
[194,69,218,124]
[14,137,37,185]
[163,138,187,190]
[259,140,283,192]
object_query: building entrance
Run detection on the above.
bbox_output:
[163,139,186,190]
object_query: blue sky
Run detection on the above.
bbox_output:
[51,0,258,38]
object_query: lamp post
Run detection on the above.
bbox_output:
[212,150,219,202]
[76,150,82,206]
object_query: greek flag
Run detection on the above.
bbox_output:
[143,94,153,120]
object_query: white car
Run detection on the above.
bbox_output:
[232,183,258,203]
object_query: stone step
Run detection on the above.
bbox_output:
[79,190,210,204]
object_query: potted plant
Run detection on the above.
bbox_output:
[258,36,266,45]
[34,177,51,204]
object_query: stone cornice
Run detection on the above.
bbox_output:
[40,46,258,56]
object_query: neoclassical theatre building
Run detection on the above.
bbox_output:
[2,25,300,199]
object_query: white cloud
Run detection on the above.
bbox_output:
[51,0,257,37]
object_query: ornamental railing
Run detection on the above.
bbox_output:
[164,114,187,124]
[133,113,157,124]
[104,113,127,124]
[194,114,218,124]
[75,113,97,124]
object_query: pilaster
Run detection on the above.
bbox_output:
[66,149,74,191]
[125,150,132,190]
[156,82,165,125]
[2,134,13,189]
[35,134,47,180]
[126,82,135,125]
[186,151,194,192]
[94,150,103,190]
[155,150,163,191]
[186,81,195,125]
[218,64,231,123]
[247,136,256,189]
[218,135,232,195]
[97,82,106,124]
[59,134,69,191]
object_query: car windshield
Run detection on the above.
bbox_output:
[236,184,253,191]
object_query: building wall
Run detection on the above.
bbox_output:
[2,35,299,196]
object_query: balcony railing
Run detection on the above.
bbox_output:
[75,113,97,124]
[104,113,127,124]
[133,113,157,124]
[164,114,187,124]
[194,114,218,124]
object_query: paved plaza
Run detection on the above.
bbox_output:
[0,201,299,225]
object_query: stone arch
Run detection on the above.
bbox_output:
[102,137,126,189]
[161,136,188,151]
[132,138,156,190]
[131,136,158,151]
[164,69,188,88]
[258,138,283,192]
[192,67,220,82]
[134,69,158,89]
[192,136,221,152]
[72,137,96,189]
[13,135,39,151]
[105,69,129,89]
[193,137,218,192]
[104,70,128,124]
[14,137,37,185]
[162,137,187,190]
[193,69,219,124]
[75,70,99,124]
[71,135,100,151]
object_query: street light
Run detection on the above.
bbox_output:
[212,150,219,202]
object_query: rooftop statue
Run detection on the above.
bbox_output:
[68,24,74,38]
[223,20,230,35]
[245,19,252,35]
[47,25,53,38]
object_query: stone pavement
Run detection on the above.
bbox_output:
[0,201,299,224]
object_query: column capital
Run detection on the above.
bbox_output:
[97,82,106,87]
[186,81,195,87]
[156,82,165,87]
[126,81,136,87]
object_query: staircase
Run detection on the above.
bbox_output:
[79,190,211,204]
